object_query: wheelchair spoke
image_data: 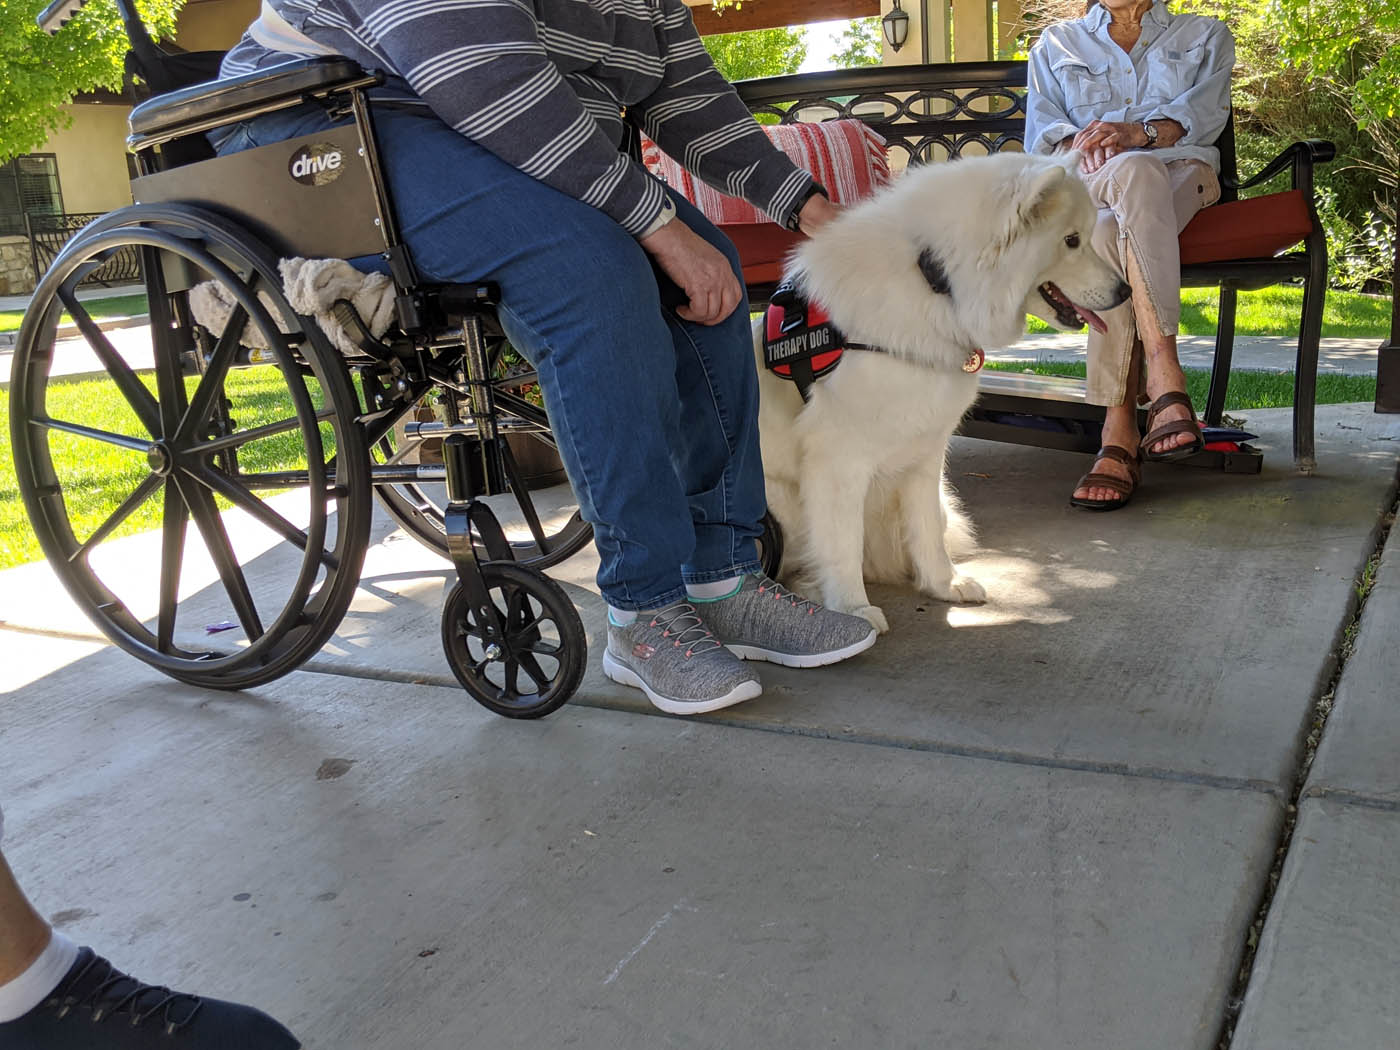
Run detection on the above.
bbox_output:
[57,291,161,437]
[195,408,334,457]
[522,637,562,658]
[33,415,151,453]
[157,481,189,652]
[185,464,338,571]
[69,473,164,564]
[142,247,188,437]
[180,478,264,643]
[499,439,551,554]
[177,303,248,442]
[513,608,549,639]
[503,657,521,696]
[515,651,551,689]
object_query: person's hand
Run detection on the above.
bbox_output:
[1080,142,1123,174]
[1072,119,1148,154]
[640,217,743,325]
[795,193,842,236]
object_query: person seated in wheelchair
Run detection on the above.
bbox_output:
[211,0,879,715]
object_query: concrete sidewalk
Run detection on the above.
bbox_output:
[2,402,1398,1048]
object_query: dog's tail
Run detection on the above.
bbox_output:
[942,480,979,559]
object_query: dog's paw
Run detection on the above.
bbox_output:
[926,575,987,604]
[851,604,889,633]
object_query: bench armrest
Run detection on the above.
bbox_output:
[1229,139,1336,196]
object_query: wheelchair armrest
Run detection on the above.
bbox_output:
[128,56,380,147]
[1228,139,1336,194]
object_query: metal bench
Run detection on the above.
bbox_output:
[728,61,1335,472]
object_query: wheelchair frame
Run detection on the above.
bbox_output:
[13,0,602,715]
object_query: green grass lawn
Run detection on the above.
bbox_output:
[1025,285,1392,338]
[0,292,149,334]
[1,367,330,570]
[3,285,1393,338]
[983,360,1377,410]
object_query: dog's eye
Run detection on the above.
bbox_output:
[1065,233,1081,249]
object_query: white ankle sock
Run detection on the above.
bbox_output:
[0,930,78,1022]
[686,575,744,602]
[607,606,637,626]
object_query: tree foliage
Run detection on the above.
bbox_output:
[0,0,184,162]
[702,25,807,83]
[831,17,882,68]
[1271,0,1400,130]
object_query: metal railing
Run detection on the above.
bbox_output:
[26,211,142,287]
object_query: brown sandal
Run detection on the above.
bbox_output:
[1141,390,1204,462]
[1069,445,1141,511]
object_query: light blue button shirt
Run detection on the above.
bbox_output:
[1025,0,1235,171]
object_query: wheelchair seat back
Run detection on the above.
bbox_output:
[131,123,387,265]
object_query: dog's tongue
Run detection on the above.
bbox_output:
[1077,305,1108,334]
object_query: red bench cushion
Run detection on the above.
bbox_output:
[1178,189,1313,265]
[641,119,890,225]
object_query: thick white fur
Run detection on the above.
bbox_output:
[754,151,1128,632]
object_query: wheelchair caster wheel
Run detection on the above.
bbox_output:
[758,510,784,579]
[441,562,586,719]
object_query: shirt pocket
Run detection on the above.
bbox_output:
[1144,42,1205,103]
[1050,54,1112,121]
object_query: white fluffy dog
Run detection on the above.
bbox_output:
[755,151,1130,632]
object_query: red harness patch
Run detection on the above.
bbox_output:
[763,298,845,383]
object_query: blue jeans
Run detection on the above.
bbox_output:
[217,105,764,610]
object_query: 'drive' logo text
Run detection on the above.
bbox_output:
[288,143,345,186]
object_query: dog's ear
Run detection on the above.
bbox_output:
[979,163,1070,268]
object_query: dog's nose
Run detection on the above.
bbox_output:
[1113,280,1132,306]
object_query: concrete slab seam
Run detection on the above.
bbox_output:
[1298,785,1400,813]
[1215,468,1400,1050]
[297,657,1287,798]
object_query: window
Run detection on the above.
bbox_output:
[0,155,65,237]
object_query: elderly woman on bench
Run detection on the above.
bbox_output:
[1027,0,1235,510]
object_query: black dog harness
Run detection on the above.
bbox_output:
[762,273,985,403]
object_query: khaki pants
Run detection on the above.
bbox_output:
[1078,152,1220,406]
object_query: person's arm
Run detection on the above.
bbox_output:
[629,0,816,231]
[341,0,669,238]
[1025,35,1080,156]
[1144,18,1235,148]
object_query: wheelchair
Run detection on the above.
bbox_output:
[13,0,778,717]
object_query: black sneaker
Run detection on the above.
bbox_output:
[0,947,300,1049]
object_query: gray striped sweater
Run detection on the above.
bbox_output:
[219,0,815,236]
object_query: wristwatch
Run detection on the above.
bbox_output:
[785,181,829,233]
[1141,120,1159,148]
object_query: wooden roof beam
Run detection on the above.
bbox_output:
[684,0,880,36]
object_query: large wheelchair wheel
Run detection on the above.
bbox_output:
[8,203,372,689]
[362,373,594,570]
[440,561,586,719]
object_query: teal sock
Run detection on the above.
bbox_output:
[608,607,637,626]
[686,575,744,602]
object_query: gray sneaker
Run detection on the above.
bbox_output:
[695,574,877,668]
[602,602,762,715]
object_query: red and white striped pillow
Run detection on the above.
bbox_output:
[640,119,890,225]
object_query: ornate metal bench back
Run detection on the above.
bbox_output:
[733,61,1028,168]
[731,60,1238,192]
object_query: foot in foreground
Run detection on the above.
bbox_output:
[603,602,763,715]
[0,947,300,1049]
[696,574,878,668]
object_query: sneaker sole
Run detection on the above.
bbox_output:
[602,651,762,715]
[726,627,878,668]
